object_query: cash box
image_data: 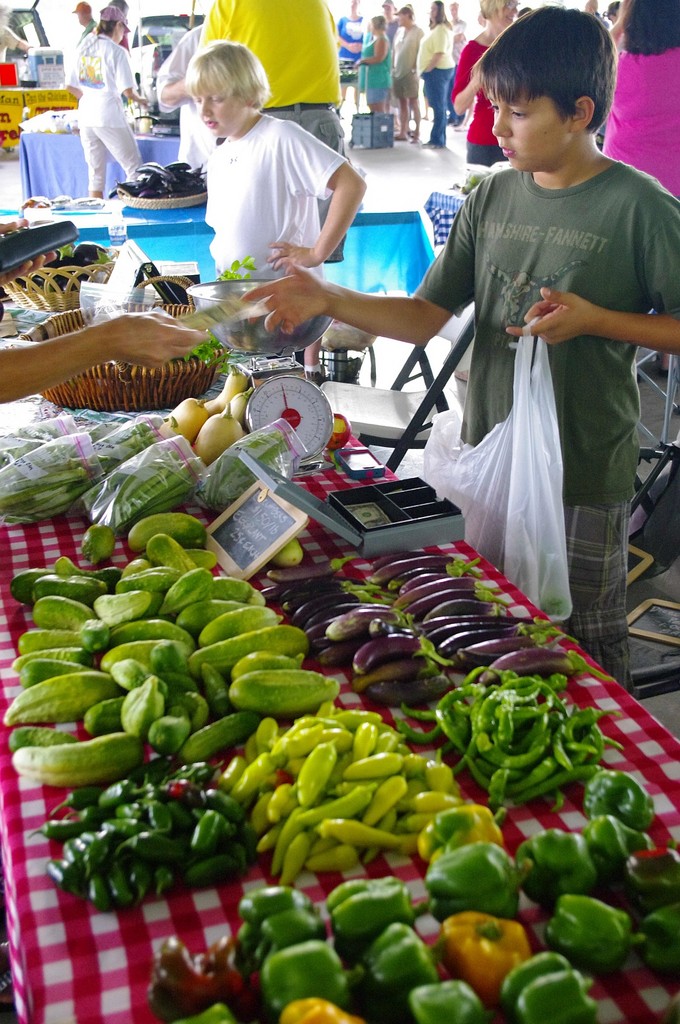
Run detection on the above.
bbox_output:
[350,113,394,149]
[239,453,464,556]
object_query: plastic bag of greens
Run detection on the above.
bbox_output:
[91,414,174,474]
[0,432,103,524]
[0,414,79,468]
[80,435,204,534]
[196,419,305,512]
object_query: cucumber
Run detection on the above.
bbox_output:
[18,629,84,655]
[8,726,79,753]
[32,574,108,607]
[120,557,152,578]
[80,619,111,654]
[52,559,121,592]
[4,671,121,725]
[12,648,94,673]
[212,576,262,604]
[108,618,197,650]
[175,600,249,639]
[100,639,194,673]
[127,512,208,552]
[160,568,215,616]
[146,533,198,573]
[32,595,93,632]
[115,567,182,594]
[186,549,218,570]
[188,625,309,679]
[230,651,305,681]
[228,669,340,718]
[12,733,144,787]
[149,639,191,677]
[83,697,126,736]
[10,568,51,605]
[92,590,163,627]
[81,524,116,565]
[178,710,261,764]
[19,658,92,689]
[197,606,282,648]
[109,659,150,691]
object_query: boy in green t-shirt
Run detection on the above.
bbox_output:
[248,6,680,691]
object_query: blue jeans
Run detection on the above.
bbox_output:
[422,67,454,146]
[447,64,463,125]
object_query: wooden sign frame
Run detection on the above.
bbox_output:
[627,543,654,586]
[205,480,308,580]
[627,598,680,647]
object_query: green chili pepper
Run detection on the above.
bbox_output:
[46,857,85,897]
[88,872,113,912]
[154,864,175,895]
[545,894,639,974]
[516,829,597,908]
[42,818,92,841]
[582,813,653,884]
[120,831,188,864]
[582,768,655,831]
[204,788,245,824]
[357,922,440,1024]
[183,852,243,888]
[128,858,154,904]
[107,860,136,908]
[98,778,139,810]
[260,939,351,1022]
[425,842,524,921]
[145,800,174,834]
[189,809,232,857]
[328,876,417,963]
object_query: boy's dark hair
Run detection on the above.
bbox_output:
[622,0,680,55]
[478,6,616,132]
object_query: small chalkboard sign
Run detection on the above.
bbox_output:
[627,544,654,586]
[627,599,680,648]
[206,481,308,579]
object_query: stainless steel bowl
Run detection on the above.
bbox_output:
[187,279,332,357]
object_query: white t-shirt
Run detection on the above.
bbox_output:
[206,114,345,278]
[68,33,134,128]
[156,26,215,171]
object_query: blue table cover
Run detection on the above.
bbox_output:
[423,190,466,246]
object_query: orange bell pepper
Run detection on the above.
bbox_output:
[280,998,366,1024]
[435,911,532,1008]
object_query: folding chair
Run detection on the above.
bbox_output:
[320,304,475,472]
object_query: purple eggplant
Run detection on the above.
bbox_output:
[422,598,500,621]
[303,604,364,640]
[457,634,539,668]
[352,633,423,676]
[394,577,478,610]
[324,604,398,642]
[479,646,596,681]
[351,655,424,693]
[291,593,360,628]
[402,589,495,621]
[397,572,463,595]
[316,637,369,667]
[420,614,511,636]
[365,674,452,707]
[267,559,336,583]
[367,554,459,586]
[437,625,521,658]
[282,580,347,612]
[425,619,517,648]
[368,618,417,638]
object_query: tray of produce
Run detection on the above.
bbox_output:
[115,161,207,210]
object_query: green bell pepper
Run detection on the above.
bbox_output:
[173,1006,237,1024]
[327,876,416,963]
[425,841,523,921]
[500,951,573,1022]
[581,813,653,884]
[545,893,638,974]
[582,768,655,831]
[513,969,598,1024]
[639,901,680,974]
[260,940,351,1023]
[235,885,323,974]
[356,922,440,1024]
[624,847,680,913]
[408,980,492,1024]
[516,829,597,908]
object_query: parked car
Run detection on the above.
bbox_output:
[130,13,204,125]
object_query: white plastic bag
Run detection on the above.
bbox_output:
[423,333,571,619]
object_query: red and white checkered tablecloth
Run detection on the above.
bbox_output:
[1,463,680,1024]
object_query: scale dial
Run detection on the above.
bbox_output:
[245,374,335,460]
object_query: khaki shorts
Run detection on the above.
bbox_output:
[392,71,419,100]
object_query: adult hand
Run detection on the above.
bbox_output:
[105,310,209,366]
[246,266,331,334]
[268,241,318,271]
[506,287,598,345]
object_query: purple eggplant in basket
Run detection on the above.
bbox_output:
[365,674,452,707]
[393,576,478,610]
[325,605,400,642]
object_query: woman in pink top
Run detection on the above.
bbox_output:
[603,0,680,195]
[451,0,517,165]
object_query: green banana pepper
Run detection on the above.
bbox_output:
[582,813,653,884]
[259,939,351,1023]
[500,951,573,1023]
[545,894,638,974]
[513,969,598,1024]
[516,829,597,907]
[425,841,523,921]
[582,768,655,831]
[356,922,440,1024]
[639,901,680,975]
[408,980,492,1024]
[236,886,324,975]
[327,876,416,963]
[624,847,680,913]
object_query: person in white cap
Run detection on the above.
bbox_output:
[73,2,96,44]
[66,5,148,197]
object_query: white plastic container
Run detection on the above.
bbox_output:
[27,49,65,88]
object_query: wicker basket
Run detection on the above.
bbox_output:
[117,190,207,210]
[4,261,116,313]
[21,307,219,413]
